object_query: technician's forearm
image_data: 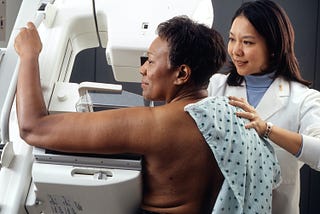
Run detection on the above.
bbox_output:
[267,124,302,156]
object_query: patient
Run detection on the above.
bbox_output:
[15,16,281,213]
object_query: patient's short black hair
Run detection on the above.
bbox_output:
[157,16,226,88]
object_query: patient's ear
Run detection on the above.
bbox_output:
[174,65,191,85]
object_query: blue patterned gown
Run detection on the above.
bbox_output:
[184,96,282,214]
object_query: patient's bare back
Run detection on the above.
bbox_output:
[140,101,223,214]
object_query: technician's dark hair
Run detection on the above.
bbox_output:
[226,0,311,87]
[157,15,226,88]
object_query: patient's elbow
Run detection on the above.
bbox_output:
[18,122,37,145]
[19,126,32,142]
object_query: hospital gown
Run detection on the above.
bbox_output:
[184,96,282,214]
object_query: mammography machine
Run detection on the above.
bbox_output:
[0,0,213,213]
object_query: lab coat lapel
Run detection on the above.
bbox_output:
[256,78,289,120]
[225,84,247,99]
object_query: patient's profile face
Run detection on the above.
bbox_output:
[140,37,178,102]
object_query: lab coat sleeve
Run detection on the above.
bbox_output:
[296,88,320,171]
[299,135,320,170]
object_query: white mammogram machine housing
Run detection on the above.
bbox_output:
[0,0,213,213]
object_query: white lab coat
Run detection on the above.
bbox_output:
[208,73,320,214]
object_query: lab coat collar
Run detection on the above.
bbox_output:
[256,77,289,120]
[225,77,289,120]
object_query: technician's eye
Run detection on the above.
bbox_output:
[140,56,148,66]
[228,37,235,42]
[243,40,254,45]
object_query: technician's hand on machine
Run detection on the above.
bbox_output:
[228,95,267,137]
[14,22,42,58]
